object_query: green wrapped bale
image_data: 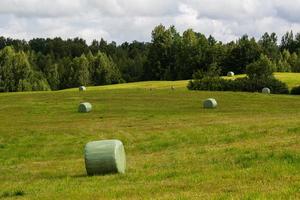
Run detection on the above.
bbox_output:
[262,87,271,94]
[84,140,126,175]
[203,98,217,109]
[79,86,86,91]
[227,71,235,77]
[78,102,92,113]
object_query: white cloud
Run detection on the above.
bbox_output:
[274,0,300,23]
[0,0,299,43]
[0,0,83,18]
[89,0,179,17]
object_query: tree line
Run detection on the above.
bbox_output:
[1,25,300,92]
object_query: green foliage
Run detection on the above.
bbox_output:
[280,31,300,53]
[259,32,280,61]
[91,52,123,85]
[0,46,15,91]
[34,54,60,90]
[0,47,50,92]
[116,41,148,82]
[188,76,289,94]
[222,35,262,74]
[276,50,292,72]
[289,53,300,72]
[246,54,275,80]
[176,29,209,80]
[31,71,51,91]
[291,86,300,95]
[144,25,178,80]
[192,63,221,80]
[187,77,231,91]
[276,59,291,72]
[189,56,289,94]
[236,77,289,94]
[1,27,300,92]
[73,54,90,86]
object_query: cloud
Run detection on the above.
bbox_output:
[0,0,299,44]
[0,0,83,18]
[88,0,179,17]
[182,0,276,21]
[274,0,300,23]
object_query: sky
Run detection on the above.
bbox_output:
[0,0,300,44]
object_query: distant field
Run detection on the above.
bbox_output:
[274,72,300,88]
[224,72,300,89]
[63,72,300,92]
[67,80,189,91]
[0,73,300,199]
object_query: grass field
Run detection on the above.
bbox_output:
[224,72,300,89]
[0,73,300,199]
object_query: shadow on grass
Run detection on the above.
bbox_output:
[71,174,87,178]
[40,172,124,181]
[71,172,126,178]
[0,190,25,199]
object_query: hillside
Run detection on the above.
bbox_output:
[224,72,300,89]
[64,72,300,92]
[0,73,300,199]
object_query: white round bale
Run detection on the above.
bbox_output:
[84,140,126,175]
[79,86,86,91]
[203,98,218,109]
[78,102,92,113]
[227,71,235,77]
[262,87,271,94]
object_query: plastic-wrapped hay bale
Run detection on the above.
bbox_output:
[79,86,86,91]
[84,140,126,175]
[262,87,271,94]
[227,71,235,77]
[203,98,218,109]
[78,102,92,113]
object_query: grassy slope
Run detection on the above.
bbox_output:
[274,72,300,88]
[0,73,300,199]
[224,72,300,89]
[63,72,300,92]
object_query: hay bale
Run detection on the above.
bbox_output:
[227,71,235,77]
[84,140,126,175]
[78,102,92,113]
[79,86,86,91]
[262,87,271,94]
[203,98,218,109]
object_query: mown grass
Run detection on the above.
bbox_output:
[0,73,299,199]
[224,72,300,89]
[63,72,300,92]
[274,72,300,88]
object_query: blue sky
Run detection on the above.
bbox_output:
[0,0,299,43]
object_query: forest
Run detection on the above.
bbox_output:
[0,24,300,92]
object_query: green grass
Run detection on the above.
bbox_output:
[274,72,300,88]
[224,72,300,89]
[0,73,300,199]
